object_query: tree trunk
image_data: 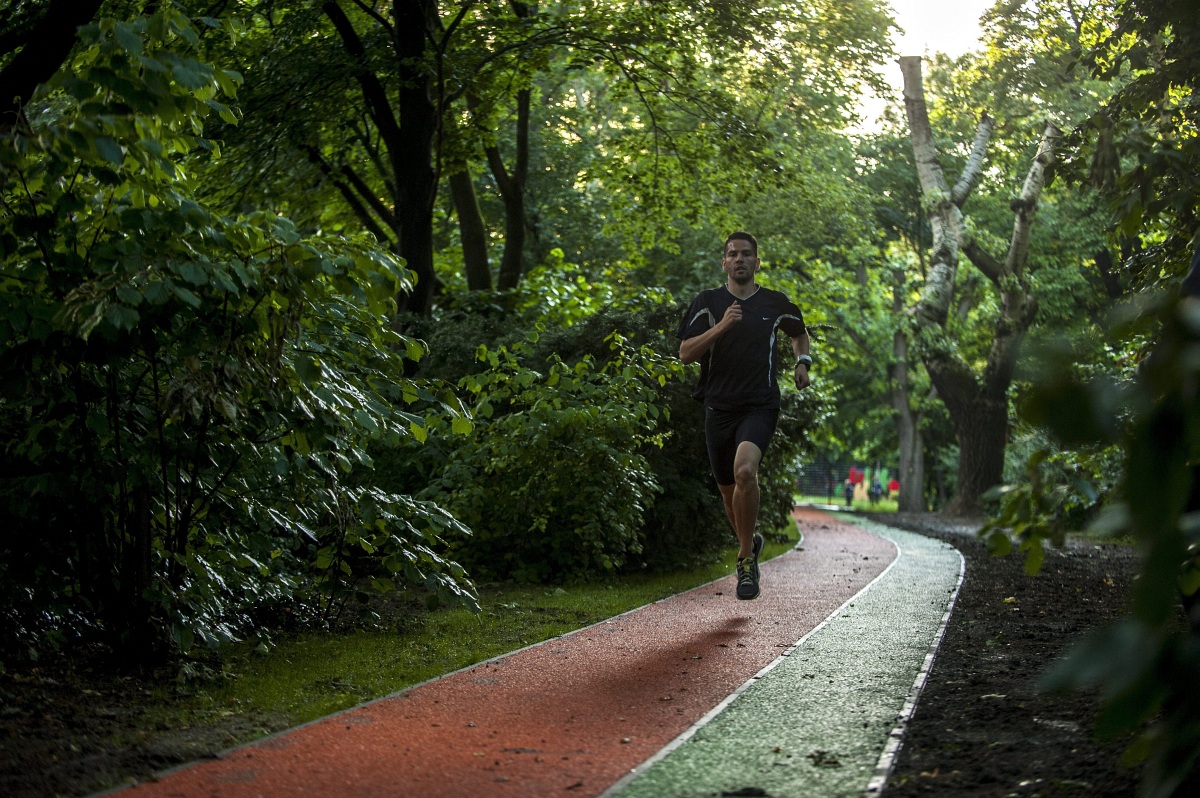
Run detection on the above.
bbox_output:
[392,0,440,315]
[888,270,926,512]
[944,391,1008,516]
[449,168,493,290]
[324,0,440,317]
[900,56,1057,516]
[483,0,535,291]
[489,87,530,291]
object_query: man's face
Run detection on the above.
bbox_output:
[722,239,759,284]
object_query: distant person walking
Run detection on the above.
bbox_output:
[843,478,855,508]
[678,232,812,600]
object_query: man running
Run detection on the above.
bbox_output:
[677,232,812,600]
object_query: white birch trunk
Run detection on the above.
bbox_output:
[899,56,1057,515]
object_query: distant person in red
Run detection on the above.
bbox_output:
[888,478,899,498]
[678,232,812,601]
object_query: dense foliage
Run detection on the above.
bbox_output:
[0,9,478,659]
[2,0,1199,791]
[978,1,1200,794]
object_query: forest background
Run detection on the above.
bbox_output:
[1,0,1198,794]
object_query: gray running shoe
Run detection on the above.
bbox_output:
[736,555,760,600]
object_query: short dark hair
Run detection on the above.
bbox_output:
[724,231,758,257]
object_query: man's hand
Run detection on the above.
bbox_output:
[679,301,744,364]
[718,301,743,330]
[794,363,810,391]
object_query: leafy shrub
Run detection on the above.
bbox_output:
[0,8,475,661]
[996,293,1200,795]
[390,287,817,580]
[415,328,677,582]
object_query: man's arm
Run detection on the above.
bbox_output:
[679,302,742,364]
[791,330,811,390]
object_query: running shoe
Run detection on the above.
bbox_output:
[736,554,760,600]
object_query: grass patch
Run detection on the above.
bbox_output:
[184,523,800,729]
[794,492,899,512]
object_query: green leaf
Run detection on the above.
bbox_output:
[205,99,238,125]
[174,625,195,652]
[94,137,124,165]
[171,61,210,90]
[984,529,1012,557]
[171,283,202,307]
[104,304,140,330]
[1022,537,1046,576]
[116,284,143,306]
[63,77,95,100]
[294,357,322,385]
[177,261,209,286]
[113,22,144,57]
[143,280,170,304]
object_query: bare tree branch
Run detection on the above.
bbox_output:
[963,239,1005,285]
[1005,121,1061,277]
[322,1,403,147]
[951,114,994,206]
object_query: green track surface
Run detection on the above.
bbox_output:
[606,518,964,798]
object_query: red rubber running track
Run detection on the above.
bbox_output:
[108,510,895,798]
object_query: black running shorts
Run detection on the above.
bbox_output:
[704,407,780,486]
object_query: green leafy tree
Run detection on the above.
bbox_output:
[199,1,894,316]
[0,6,476,660]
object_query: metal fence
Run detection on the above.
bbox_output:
[794,462,897,502]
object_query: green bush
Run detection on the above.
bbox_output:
[0,9,476,661]
[414,327,674,582]
[996,294,1200,795]
[387,286,816,581]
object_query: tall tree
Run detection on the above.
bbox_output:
[853,130,937,511]
[199,1,895,316]
[887,266,928,512]
[900,55,1059,515]
[322,0,440,315]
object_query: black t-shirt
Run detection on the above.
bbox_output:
[676,285,807,411]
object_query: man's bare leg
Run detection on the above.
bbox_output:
[717,441,763,558]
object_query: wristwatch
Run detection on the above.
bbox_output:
[795,355,813,369]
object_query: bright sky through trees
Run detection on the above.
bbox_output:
[855,0,992,130]
[890,0,992,59]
